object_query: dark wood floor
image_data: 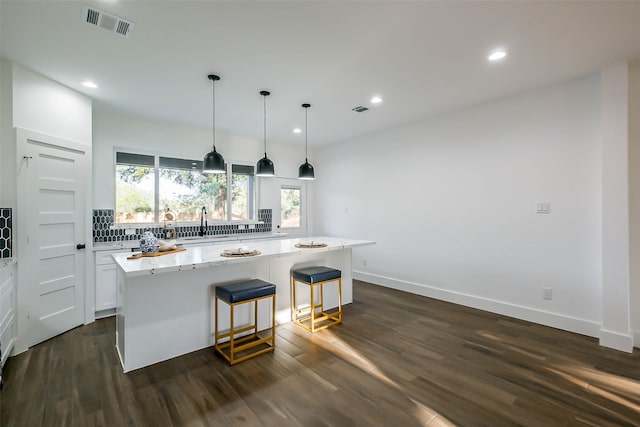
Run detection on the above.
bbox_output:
[2,281,640,426]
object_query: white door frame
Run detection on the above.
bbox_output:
[274,178,308,238]
[14,127,93,354]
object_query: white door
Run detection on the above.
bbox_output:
[16,129,88,350]
[274,178,307,237]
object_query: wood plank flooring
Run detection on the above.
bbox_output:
[2,280,640,426]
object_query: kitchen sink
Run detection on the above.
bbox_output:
[182,235,230,241]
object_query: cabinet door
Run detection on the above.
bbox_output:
[95,264,117,311]
[1,263,16,366]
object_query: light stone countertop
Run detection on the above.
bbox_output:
[92,232,289,251]
[112,236,375,278]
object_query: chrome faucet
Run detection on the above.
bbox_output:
[199,206,208,236]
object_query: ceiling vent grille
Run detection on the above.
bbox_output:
[82,5,135,38]
[352,105,370,113]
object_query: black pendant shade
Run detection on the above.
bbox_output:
[298,160,315,180]
[204,147,225,173]
[256,90,275,177]
[256,155,275,177]
[298,103,315,180]
[203,74,225,174]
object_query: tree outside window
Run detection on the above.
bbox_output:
[115,152,254,224]
[280,187,301,228]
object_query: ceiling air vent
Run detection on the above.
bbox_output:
[352,105,370,113]
[82,5,135,38]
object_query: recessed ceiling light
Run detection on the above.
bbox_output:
[293,128,302,134]
[82,80,99,89]
[370,96,382,104]
[488,50,507,62]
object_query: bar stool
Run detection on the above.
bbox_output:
[291,266,342,333]
[214,279,276,365]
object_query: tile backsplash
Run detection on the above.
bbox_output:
[0,208,12,258]
[93,209,272,243]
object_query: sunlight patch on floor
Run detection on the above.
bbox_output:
[475,329,640,416]
[313,329,454,425]
[546,365,640,414]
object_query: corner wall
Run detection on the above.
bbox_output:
[0,59,14,208]
[314,75,603,337]
[629,61,640,346]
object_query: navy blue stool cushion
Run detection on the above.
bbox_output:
[292,266,341,284]
[216,279,276,304]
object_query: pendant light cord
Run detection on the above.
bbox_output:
[305,106,309,162]
[263,94,267,156]
[212,80,216,151]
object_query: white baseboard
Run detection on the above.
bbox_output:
[634,331,640,349]
[600,328,634,353]
[353,270,601,339]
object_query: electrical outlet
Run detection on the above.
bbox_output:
[536,202,551,214]
[238,224,246,230]
[248,224,255,229]
[125,228,135,235]
[543,288,552,300]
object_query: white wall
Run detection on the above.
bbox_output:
[600,63,632,351]
[314,75,603,337]
[0,59,14,207]
[12,63,92,145]
[629,61,640,346]
[93,110,310,213]
[1,60,93,223]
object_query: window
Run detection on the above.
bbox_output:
[115,153,155,223]
[280,186,301,228]
[115,151,255,224]
[231,165,255,220]
[159,157,227,221]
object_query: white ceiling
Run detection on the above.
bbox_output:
[2,1,640,147]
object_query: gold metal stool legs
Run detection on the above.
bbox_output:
[291,274,342,333]
[214,293,276,365]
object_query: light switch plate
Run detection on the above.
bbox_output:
[536,202,551,214]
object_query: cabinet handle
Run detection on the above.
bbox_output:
[76,244,86,250]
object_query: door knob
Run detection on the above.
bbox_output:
[76,244,86,250]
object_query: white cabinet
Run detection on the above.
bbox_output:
[0,259,16,368]
[95,250,128,317]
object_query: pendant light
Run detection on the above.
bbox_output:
[203,74,225,173]
[298,103,315,180]
[256,90,275,177]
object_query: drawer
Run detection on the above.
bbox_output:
[1,315,15,366]
[0,283,13,329]
[95,250,130,266]
[0,268,12,297]
[0,264,12,289]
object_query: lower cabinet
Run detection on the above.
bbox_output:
[95,250,128,317]
[1,259,16,369]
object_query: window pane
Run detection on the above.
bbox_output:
[116,152,154,167]
[115,165,155,223]
[281,187,301,228]
[231,166,254,220]
[159,164,227,221]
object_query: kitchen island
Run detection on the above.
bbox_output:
[113,236,374,372]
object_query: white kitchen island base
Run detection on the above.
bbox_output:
[114,237,373,372]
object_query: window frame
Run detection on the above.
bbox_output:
[279,184,303,231]
[114,148,258,226]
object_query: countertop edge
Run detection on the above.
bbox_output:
[114,237,375,278]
